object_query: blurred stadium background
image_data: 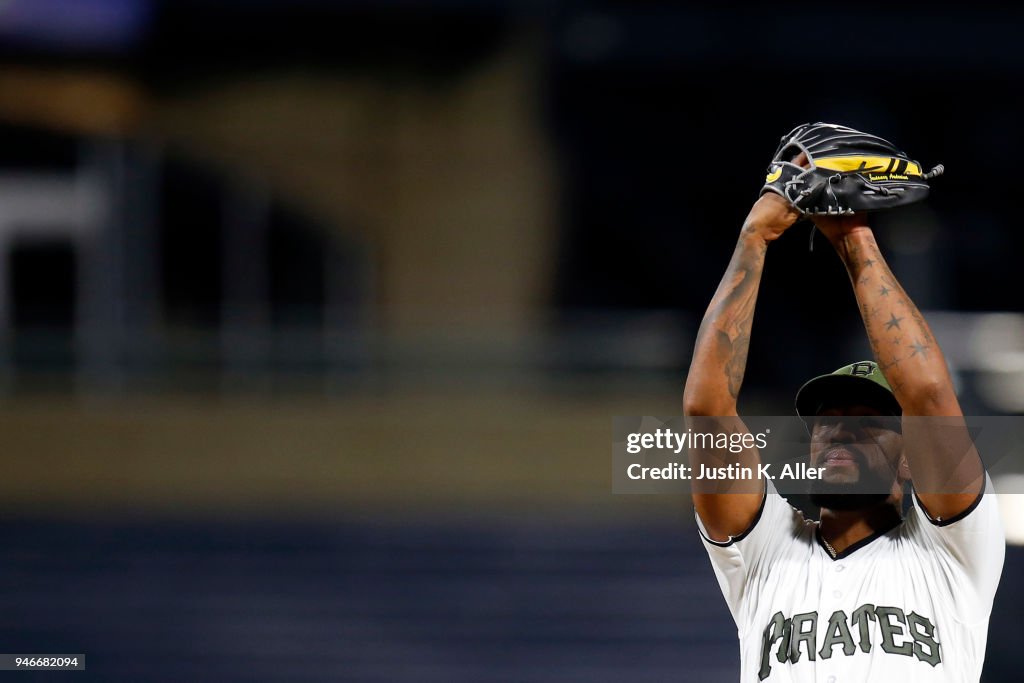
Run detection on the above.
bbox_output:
[0,1,1022,681]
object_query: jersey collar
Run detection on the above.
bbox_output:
[815,519,903,561]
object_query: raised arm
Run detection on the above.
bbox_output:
[683,193,800,540]
[814,215,984,520]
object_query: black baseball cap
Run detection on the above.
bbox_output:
[795,360,902,418]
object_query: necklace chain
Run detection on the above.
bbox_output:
[821,536,838,558]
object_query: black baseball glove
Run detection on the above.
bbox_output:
[760,122,944,215]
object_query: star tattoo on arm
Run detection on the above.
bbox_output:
[909,339,931,357]
[885,313,904,331]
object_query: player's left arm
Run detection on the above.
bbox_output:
[815,214,984,521]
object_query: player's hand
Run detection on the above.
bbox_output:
[743,149,807,243]
[791,146,872,244]
[742,193,802,243]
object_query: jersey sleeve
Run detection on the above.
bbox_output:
[695,479,810,627]
[908,474,1006,621]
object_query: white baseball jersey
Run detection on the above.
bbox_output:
[697,477,1005,682]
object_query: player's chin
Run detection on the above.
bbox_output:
[818,464,860,485]
[809,478,889,511]
[810,491,890,511]
[811,478,852,496]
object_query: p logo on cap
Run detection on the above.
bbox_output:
[850,362,877,377]
[795,360,902,418]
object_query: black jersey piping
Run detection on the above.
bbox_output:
[815,519,903,561]
[696,482,768,547]
[912,486,985,527]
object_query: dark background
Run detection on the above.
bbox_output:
[0,1,1020,681]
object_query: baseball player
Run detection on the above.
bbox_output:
[681,124,1005,681]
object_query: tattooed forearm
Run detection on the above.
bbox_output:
[724,332,750,399]
[823,220,978,511]
[833,230,953,410]
[686,233,768,411]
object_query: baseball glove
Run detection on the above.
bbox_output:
[760,122,944,215]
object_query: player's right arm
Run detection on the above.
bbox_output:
[683,193,800,541]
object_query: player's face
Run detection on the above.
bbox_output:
[808,403,905,509]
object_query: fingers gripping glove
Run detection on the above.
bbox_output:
[760,122,944,215]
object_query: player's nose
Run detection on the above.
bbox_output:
[829,418,867,444]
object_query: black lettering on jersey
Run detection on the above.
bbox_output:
[777,615,792,665]
[818,610,856,659]
[876,606,914,656]
[758,612,787,681]
[907,612,942,667]
[851,604,877,653]
[757,604,941,678]
[789,612,817,663]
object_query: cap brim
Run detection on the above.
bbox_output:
[795,374,902,417]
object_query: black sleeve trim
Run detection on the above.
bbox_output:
[913,481,986,528]
[696,483,768,547]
